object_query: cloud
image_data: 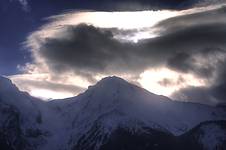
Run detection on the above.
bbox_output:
[152,6,226,105]
[11,0,30,11]
[12,5,226,104]
[27,6,226,75]
[172,86,215,105]
[168,48,226,78]
[37,24,150,75]
[53,0,226,11]
[95,0,192,10]
[10,74,85,99]
[156,6,226,35]
[171,83,226,106]
[171,50,226,105]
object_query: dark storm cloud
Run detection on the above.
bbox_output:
[172,81,226,105]
[172,86,215,105]
[161,8,226,104]
[167,48,226,78]
[28,6,226,104]
[68,0,199,11]
[158,76,185,87]
[38,22,226,75]
[69,0,226,11]
[167,52,193,73]
[173,55,226,105]
[38,24,143,74]
[149,6,226,78]
[148,23,226,54]
[156,6,226,34]
[101,0,194,10]
[170,49,226,105]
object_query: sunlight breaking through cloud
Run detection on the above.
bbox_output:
[9,3,226,103]
[138,68,207,96]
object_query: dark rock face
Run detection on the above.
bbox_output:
[74,123,108,150]
[99,127,176,150]
[180,121,226,150]
[73,122,175,150]
[0,102,28,150]
[73,120,226,150]
[0,100,47,150]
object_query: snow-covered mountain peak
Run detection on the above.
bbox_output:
[77,76,154,112]
[63,76,226,136]
[0,76,226,149]
[88,76,135,92]
[97,76,128,85]
[0,75,42,120]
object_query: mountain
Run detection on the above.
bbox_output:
[0,76,49,150]
[0,76,226,150]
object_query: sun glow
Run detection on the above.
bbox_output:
[10,73,88,100]
[34,10,182,44]
[49,10,179,29]
[138,68,207,96]
[30,89,74,100]
[35,5,222,43]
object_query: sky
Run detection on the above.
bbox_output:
[1,0,226,105]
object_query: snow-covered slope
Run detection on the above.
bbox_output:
[0,76,49,150]
[179,120,226,150]
[0,75,226,150]
[61,76,226,133]
[49,76,226,149]
[197,121,226,150]
[0,76,68,150]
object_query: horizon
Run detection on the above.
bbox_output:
[1,74,225,107]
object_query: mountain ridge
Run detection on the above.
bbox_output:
[0,75,226,150]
